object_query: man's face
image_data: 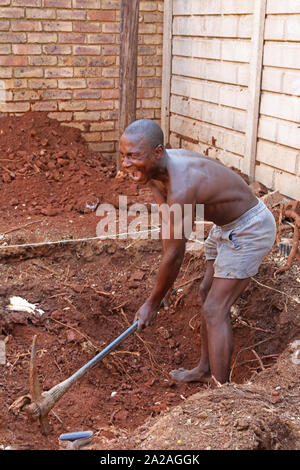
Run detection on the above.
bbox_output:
[120,133,157,184]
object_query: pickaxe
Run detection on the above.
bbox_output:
[10,321,138,435]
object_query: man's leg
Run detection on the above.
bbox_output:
[202,277,250,383]
[170,260,215,382]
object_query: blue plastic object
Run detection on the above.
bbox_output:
[59,431,93,442]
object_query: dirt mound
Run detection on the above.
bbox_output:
[101,344,299,451]
[0,112,150,220]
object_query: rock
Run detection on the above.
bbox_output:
[0,340,6,365]
[260,191,288,209]
[249,181,268,197]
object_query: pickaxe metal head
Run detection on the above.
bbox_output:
[10,321,138,435]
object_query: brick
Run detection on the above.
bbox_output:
[86,100,114,110]
[0,7,24,18]
[138,23,156,34]
[44,0,71,6]
[101,130,118,141]
[13,89,40,100]
[102,88,118,99]
[0,89,13,101]
[59,100,86,111]
[48,111,72,121]
[141,98,161,109]
[57,9,86,20]
[58,56,88,66]
[45,67,73,78]
[43,44,72,54]
[0,20,10,30]
[101,0,120,9]
[42,89,72,99]
[82,132,101,142]
[136,108,154,119]
[87,10,115,21]
[0,55,27,66]
[74,66,103,78]
[73,45,101,55]
[73,89,101,99]
[141,77,161,87]
[5,78,27,89]
[87,56,116,69]
[29,56,57,65]
[73,22,100,33]
[14,66,43,78]
[29,78,57,88]
[87,78,114,88]
[140,1,158,11]
[12,0,41,5]
[90,121,114,131]
[26,8,56,18]
[137,66,155,77]
[143,55,162,66]
[74,111,101,120]
[73,0,100,8]
[31,101,57,111]
[143,12,163,23]
[101,109,118,120]
[43,22,73,32]
[102,67,119,78]
[143,35,163,45]
[58,33,86,44]
[102,45,119,55]
[138,45,156,55]
[0,32,26,43]
[0,102,30,112]
[28,32,57,43]
[11,20,42,31]
[12,44,41,54]
[102,23,120,33]
[58,78,86,89]
[0,44,11,54]
[88,34,115,44]
[89,142,115,152]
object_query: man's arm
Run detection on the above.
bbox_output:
[135,199,194,331]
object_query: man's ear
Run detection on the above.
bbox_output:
[154,144,164,160]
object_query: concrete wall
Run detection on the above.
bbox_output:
[0,0,163,159]
[163,0,300,200]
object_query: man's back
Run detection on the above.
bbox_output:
[164,149,257,226]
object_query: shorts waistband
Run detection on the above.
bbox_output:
[219,198,266,231]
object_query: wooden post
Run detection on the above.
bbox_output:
[161,0,173,145]
[117,0,140,172]
[244,0,267,182]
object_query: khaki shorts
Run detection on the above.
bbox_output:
[204,199,277,279]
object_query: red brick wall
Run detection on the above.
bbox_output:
[0,0,163,158]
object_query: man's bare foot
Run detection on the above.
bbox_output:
[170,366,210,383]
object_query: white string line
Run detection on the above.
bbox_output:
[0,225,205,251]
[0,227,161,250]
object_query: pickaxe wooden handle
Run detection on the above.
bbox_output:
[24,321,138,435]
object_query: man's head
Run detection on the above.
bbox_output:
[120,119,165,184]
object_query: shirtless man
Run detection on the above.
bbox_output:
[120,119,276,384]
